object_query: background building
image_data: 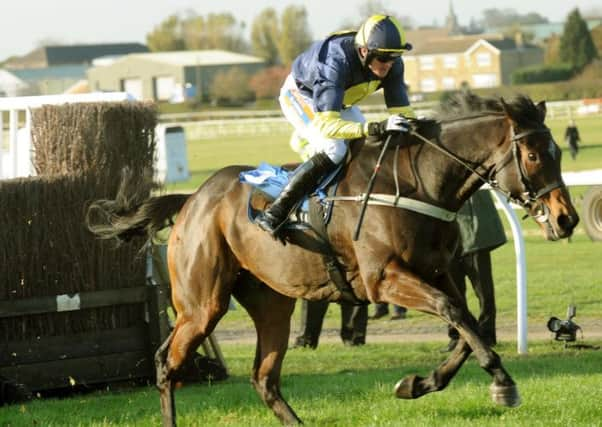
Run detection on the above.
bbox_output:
[3,43,148,95]
[87,50,266,102]
[403,33,544,93]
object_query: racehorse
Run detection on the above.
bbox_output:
[87,93,578,426]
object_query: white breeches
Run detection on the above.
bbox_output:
[278,74,365,163]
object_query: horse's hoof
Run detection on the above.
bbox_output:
[394,374,420,399]
[490,383,521,407]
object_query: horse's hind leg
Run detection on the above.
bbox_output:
[155,330,176,427]
[155,297,232,427]
[156,247,238,426]
[232,272,300,425]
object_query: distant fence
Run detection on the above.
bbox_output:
[159,99,602,140]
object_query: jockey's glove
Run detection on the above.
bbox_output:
[365,115,410,138]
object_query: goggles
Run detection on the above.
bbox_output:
[373,53,401,62]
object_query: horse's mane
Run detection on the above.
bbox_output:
[435,91,544,129]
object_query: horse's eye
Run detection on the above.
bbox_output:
[528,153,537,161]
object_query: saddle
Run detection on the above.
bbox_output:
[240,162,342,229]
[239,162,365,305]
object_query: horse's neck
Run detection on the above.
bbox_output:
[344,117,507,211]
[429,115,508,209]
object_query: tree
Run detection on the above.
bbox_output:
[590,25,602,57]
[249,66,289,99]
[559,8,598,71]
[501,26,534,44]
[251,8,280,65]
[204,13,248,52]
[479,8,548,29]
[146,12,247,53]
[277,6,313,66]
[340,0,413,31]
[209,67,254,105]
[146,14,185,51]
[544,34,561,65]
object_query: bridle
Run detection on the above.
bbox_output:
[408,123,564,218]
[489,126,564,221]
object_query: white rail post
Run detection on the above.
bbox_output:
[491,190,528,354]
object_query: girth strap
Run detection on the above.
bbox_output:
[325,193,457,222]
[308,199,366,305]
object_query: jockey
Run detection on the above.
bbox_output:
[255,14,416,236]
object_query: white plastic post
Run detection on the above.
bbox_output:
[491,190,528,354]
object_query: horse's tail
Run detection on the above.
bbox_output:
[86,171,189,245]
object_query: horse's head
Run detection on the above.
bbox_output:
[493,97,579,240]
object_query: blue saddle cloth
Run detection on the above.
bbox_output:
[239,162,342,224]
[240,162,341,209]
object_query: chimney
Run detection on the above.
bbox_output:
[514,31,524,48]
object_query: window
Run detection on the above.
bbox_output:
[476,52,491,67]
[472,73,498,88]
[443,55,457,69]
[419,56,434,70]
[442,77,456,90]
[420,78,437,92]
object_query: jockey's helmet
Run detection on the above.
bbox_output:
[355,15,412,64]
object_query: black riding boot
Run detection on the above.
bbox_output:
[255,152,336,235]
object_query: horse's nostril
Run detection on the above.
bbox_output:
[557,214,578,231]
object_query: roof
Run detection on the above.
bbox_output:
[11,64,88,82]
[5,43,149,69]
[120,50,265,67]
[407,34,540,56]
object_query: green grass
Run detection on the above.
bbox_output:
[3,341,601,426]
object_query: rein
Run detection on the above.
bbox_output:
[330,120,563,239]
[409,125,562,210]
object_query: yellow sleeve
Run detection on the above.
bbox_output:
[312,111,366,139]
[388,105,416,118]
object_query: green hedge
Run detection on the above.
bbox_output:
[511,63,575,84]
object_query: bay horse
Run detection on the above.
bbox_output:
[87,93,578,426]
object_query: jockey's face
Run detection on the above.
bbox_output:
[360,47,394,79]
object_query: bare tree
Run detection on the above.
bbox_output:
[146,12,247,53]
[146,14,185,52]
[278,6,312,66]
[251,8,280,65]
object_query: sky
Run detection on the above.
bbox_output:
[2,0,601,62]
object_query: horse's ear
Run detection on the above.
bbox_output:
[536,100,547,121]
[500,97,513,120]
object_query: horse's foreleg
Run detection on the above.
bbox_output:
[376,260,519,407]
[233,277,301,425]
[394,337,471,398]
